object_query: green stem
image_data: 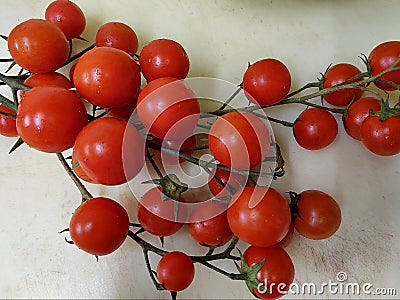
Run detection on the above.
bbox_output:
[0,73,30,91]
[219,84,242,110]
[56,153,93,202]
[146,140,273,178]
[0,93,17,112]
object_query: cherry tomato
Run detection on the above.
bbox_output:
[45,0,86,39]
[96,22,138,56]
[16,86,88,153]
[0,105,18,137]
[208,111,270,169]
[8,19,69,73]
[208,169,246,199]
[276,221,295,248]
[151,135,196,165]
[242,245,295,299]
[360,115,400,156]
[137,77,200,140]
[157,251,195,292]
[73,117,145,186]
[139,39,190,82]
[69,197,129,256]
[322,63,364,107]
[294,190,341,240]
[20,72,73,99]
[227,186,291,247]
[188,201,233,246]
[293,108,338,150]
[73,47,141,108]
[343,97,381,140]
[368,41,400,91]
[137,187,186,236]
[243,58,291,106]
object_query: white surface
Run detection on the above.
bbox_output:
[0,0,399,299]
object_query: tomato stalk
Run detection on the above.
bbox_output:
[208,56,400,120]
[56,153,93,202]
[370,96,400,121]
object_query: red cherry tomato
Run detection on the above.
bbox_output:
[343,97,381,140]
[151,135,196,165]
[368,41,400,91]
[243,58,291,106]
[227,186,291,247]
[139,39,190,82]
[293,108,338,150]
[8,19,69,73]
[137,187,187,236]
[45,0,86,39]
[16,86,88,153]
[360,115,400,156]
[96,22,138,56]
[137,77,200,140]
[73,47,141,108]
[242,245,295,299]
[73,117,145,186]
[322,63,364,107]
[208,169,246,199]
[293,190,341,240]
[157,251,195,292]
[20,72,73,99]
[188,201,233,246]
[69,197,130,256]
[208,111,270,169]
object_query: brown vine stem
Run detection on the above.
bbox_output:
[146,140,274,179]
[56,153,93,202]
[128,230,245,281]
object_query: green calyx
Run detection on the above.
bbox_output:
[235,249,269,296]
[370,97,400,121]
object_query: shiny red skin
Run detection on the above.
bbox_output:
[243,58,291,106]
[368,41,400,91]
[8,19,69,73]
[227,186,291,247]
[243,245,295,299]
[0,105,18,137]
[137,187,187,236]
[139,39,190,82]
[96,22,138,55]
[73,47,141,108]
[343,97,381,140]
[69,197,129,256]
[73,117,145,186]
[16,86,88,153]
[45,0,86,39]
[360,115,400,156]
[293,108,338,150]
[208,111,270,169]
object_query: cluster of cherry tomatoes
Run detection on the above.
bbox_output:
[1,1,400,299]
